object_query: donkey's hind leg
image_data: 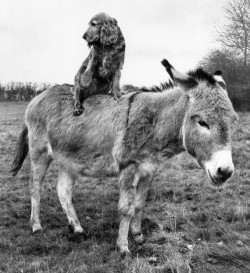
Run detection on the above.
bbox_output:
[116,164,137,257]
[57,166,83,234]
[29,152,52,233]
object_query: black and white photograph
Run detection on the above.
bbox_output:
[1,0,250,272]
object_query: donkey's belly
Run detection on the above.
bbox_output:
[55,149,118,178]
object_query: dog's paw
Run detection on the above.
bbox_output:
[113,90,122,100]
[73,109,84,116]
[73,105,84,116]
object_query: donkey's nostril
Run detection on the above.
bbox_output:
[217,167,233,180]
[217,167,224,175]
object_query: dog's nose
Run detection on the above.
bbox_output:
[82,33,87,40]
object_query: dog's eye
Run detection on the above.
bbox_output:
[91,21,97,26]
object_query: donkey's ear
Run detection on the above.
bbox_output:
[161,59,197,89]
[213,70,226,90]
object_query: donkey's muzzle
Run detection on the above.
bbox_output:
[217,166,233,182]
[204,149,234,186]
[209,166,234,185]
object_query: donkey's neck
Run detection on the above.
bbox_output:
[152,89,190,157]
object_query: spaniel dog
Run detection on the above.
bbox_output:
[73,12,126,115]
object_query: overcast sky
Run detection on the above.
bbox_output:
[0,0,226,87]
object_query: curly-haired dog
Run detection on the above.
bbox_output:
[73,12,126,115]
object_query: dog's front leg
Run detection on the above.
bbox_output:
[80,50,97,88]
[112,69,122,100]
[112,52,125,99]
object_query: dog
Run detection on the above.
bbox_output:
[73,12,126,115]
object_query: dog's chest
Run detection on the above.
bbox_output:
[97,52,119,78]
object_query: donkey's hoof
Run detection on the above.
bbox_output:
[68,224,84,234]
[67,229,87,242]
[73,232,86,242]
[133,233,146,244]
[68,224,75,233]
[67,233,81,243]
[32,227,43,235]
[120,250,132,260]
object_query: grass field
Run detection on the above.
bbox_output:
[0,101,250,273]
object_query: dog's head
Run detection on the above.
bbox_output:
[82,13,120,47]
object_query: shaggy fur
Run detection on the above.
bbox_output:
[73,13,125,115]
[11,60,237,257]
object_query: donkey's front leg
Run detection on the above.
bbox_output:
[130,162,155,244]
[57,167,83,234]
[116,164,138,258]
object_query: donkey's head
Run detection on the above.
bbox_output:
[162,59,238,186]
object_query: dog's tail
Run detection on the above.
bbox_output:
[11,125,29,176]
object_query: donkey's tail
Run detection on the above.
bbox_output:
[11,125,29,176]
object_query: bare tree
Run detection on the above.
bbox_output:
[200,47,250,111]
[217,0,250,67]
[200,49,239,83]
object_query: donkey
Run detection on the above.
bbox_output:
[11,59,237,257]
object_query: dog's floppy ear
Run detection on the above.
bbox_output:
[100,17,119,46]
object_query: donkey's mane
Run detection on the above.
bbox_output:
[122,81,174,94]
[141,81,174,92]
[187,68,216,85]
[123,68,216,95]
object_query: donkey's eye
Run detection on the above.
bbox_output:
[198,120,210,129]
[191,115,210,130]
